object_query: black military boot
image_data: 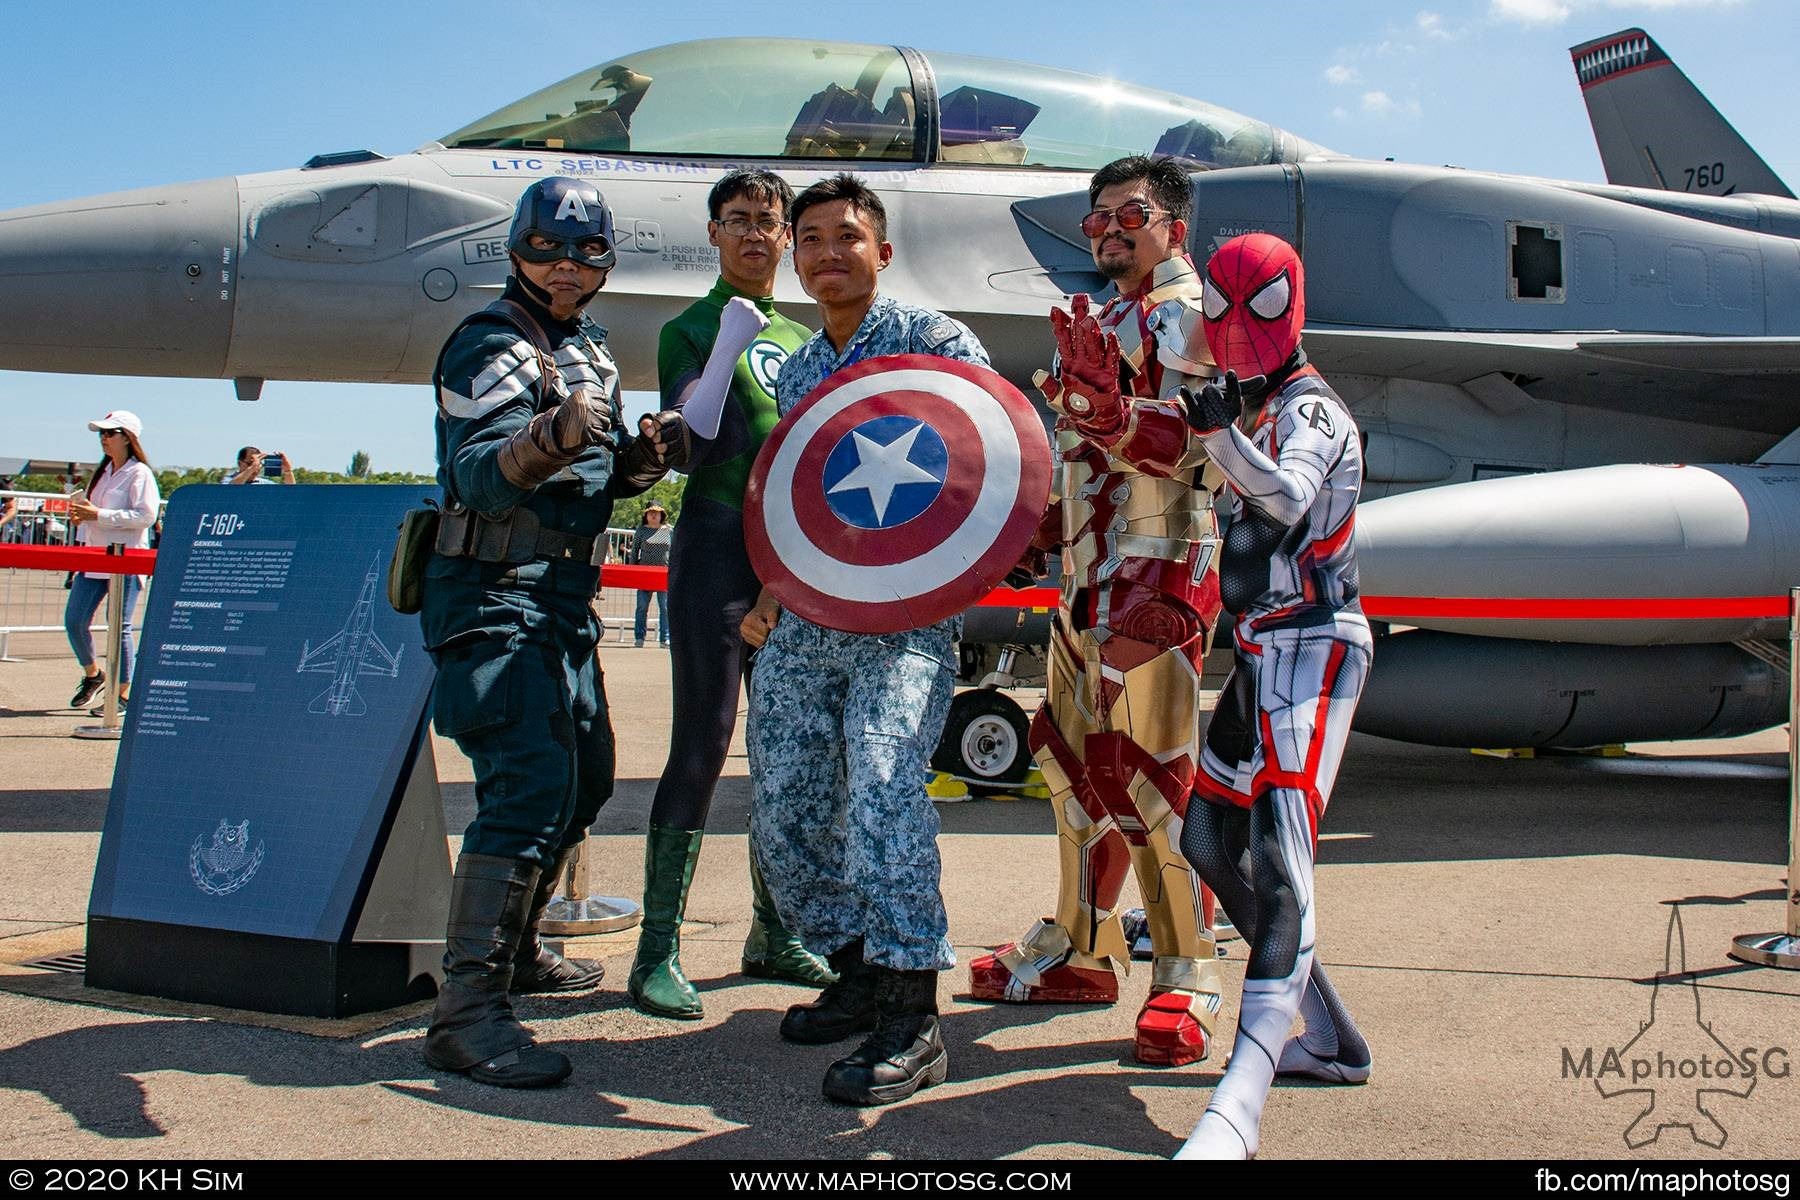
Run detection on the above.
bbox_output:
[822,966,947,1106]
[511,845,606,994]
[422,854,573,1088]
[778,939,879,1045]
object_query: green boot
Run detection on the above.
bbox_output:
[742,844,837,986]
[628,824,705,1020]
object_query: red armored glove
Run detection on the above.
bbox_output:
[1050,294,1125,438]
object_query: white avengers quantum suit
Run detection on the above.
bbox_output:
[969,253,1226,1067]
[1176,233,1373,1160]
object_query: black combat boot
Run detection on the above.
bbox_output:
[778,938,879,1045]
[422,854,573,1088]
[511,845,606,994]
[822,966,947,1106]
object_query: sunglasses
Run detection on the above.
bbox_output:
[1080,201,1170,239]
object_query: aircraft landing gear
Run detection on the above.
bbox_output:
[931,689,1032,788]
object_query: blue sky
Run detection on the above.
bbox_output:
[2,0,1792,476]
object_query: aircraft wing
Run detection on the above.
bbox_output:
[360,634,402,678]
[1305,326,1800,433]
[296,632,343,673]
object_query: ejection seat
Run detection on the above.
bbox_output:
[937,86,1039,165]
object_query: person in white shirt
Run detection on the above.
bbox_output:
[64,410,160,711]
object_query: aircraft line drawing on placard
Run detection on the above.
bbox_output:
[296,554,402,718]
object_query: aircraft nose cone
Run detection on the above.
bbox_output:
[0,177,238,377]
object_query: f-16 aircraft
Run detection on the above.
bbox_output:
[296,555,403,717]
[0,34,1794,757]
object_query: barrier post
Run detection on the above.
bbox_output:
[73,545,128,741]
[1728,585,1800,969]
[538,840,642,936]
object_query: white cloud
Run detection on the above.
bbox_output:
[1325,64,1362,85]
[1361,90,1423,118]
[1416,10,1453,37]
[1491,0,1569,22]
[1491,0,1741,25]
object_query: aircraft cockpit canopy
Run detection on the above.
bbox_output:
[439,38,1330,170]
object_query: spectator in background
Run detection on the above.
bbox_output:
[227,445,296,485]
[65,410,161,712]
[0,477,16,544]
[630,502,672,648]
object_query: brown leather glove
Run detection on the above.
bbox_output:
[496,384,610,491]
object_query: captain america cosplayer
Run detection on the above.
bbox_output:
[741,174,989,1107]
[1174,232,1374,1158]
[970,155,1227,1067]
[627,169,832,1021]
[419,176,684,1088]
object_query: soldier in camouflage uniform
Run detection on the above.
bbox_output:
[741,174,988,1107]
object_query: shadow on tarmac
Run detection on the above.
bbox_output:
[0,992,1202,1157]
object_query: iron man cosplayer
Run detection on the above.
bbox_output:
[969,192,1226,1067]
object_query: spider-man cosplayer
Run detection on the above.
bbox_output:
[1174,232,1373,1158]
[969,158,1226,1067]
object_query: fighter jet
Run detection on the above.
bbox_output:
[1,34,1794,753]
[0,37,1329,396]
[296,554,403,717]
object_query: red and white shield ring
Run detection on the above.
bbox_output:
[745,353,1052,634]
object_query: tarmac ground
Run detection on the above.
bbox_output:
[0,626,1795,1161]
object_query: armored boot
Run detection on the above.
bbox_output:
[422,854,573,1088]
[511,845,606,994]
[741,846,835,986]
[822,966,948,1106]
[779,939,879,1044]
[1134,943,1226,1067]
[968,918,1121,1004]
[627,824,704,1019]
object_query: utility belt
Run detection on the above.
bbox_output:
[434,505,604,567]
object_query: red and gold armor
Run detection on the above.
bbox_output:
[969,253,1226,1066]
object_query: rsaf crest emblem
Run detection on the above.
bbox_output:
[746,354,1052,633]
[189,819,266,896]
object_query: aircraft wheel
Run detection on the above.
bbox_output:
[932,689,1032,787]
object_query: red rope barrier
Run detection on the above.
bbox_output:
[1,546,1783,620]
[0,545,158,574]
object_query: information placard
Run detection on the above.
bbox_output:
[87,485,448,1016]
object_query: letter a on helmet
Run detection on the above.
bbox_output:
[508,176,616,269]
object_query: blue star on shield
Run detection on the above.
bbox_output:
[822,415,948,530]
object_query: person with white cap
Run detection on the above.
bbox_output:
[64,410,160,712]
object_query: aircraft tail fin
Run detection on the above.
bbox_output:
[1570,28,1792,199]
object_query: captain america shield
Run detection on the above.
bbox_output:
[745,353,1053,634]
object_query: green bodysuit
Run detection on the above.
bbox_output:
[648,276,812,830]
[658,277,812,509]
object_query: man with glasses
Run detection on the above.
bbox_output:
[627,169,830,1023]
[969,155,1229,1068]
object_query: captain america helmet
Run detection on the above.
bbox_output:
[507,176,617,269]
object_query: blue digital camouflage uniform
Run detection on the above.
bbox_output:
[747,295,989,972]
[422,279,639,869]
